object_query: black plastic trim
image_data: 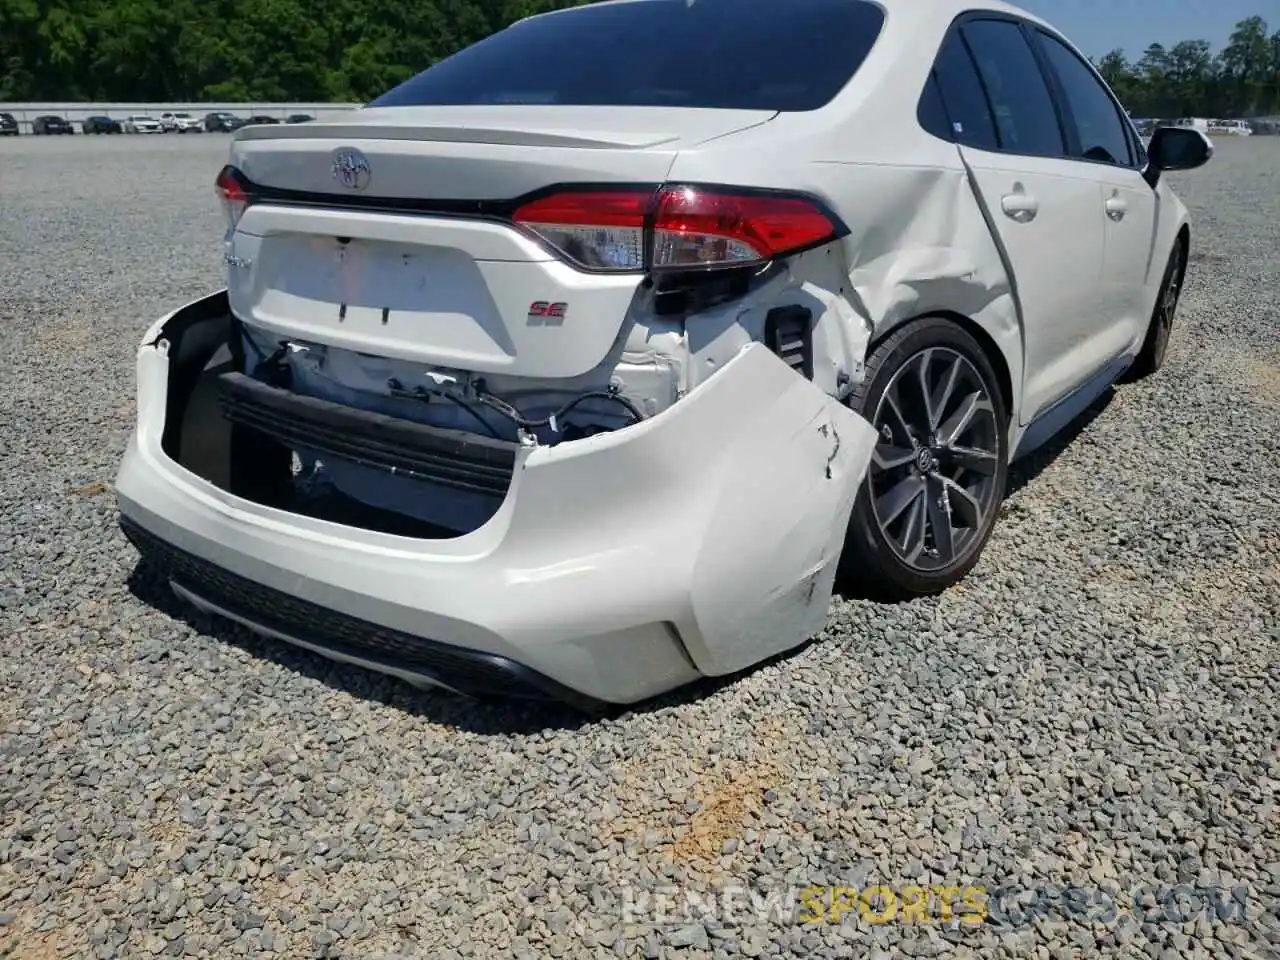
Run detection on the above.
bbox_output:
[157,292,237,460]
[217,371,518,498]
[764,305,815,380]
[120,516,608,712]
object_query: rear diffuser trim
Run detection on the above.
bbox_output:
[120,516,608,713]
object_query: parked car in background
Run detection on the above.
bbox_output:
[285,114,315,124]
[0,113,18,136]
[1207,119,1253,137]
[161,111,204,133]
[82,115,123,134]
[32,115,74,135]
[118,0,1213,711]
[124,115,163,134]
[205,112,247,132]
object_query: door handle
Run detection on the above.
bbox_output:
[1001,192,1039,223]
[1105,195,1127,221]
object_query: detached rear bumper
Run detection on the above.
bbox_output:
[116,292,877,709]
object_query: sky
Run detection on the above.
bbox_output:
[1015,0,1280,60]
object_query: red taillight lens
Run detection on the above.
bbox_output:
[512,190,652,271]
[512,185,841,273]
[215,165,253,232]
[652,187,840,269]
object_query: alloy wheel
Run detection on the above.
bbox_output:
[1152,244,1183,366]
[867,347,1002,572]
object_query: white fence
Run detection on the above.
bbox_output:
[0,102,361,133]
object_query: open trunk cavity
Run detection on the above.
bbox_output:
[158,294,528,539]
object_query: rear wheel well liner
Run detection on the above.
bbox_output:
[1175,224,1190,282]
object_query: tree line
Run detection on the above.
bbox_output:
[1095,17,1280,118]
[2,0,1278,118]
[0,0,582,102]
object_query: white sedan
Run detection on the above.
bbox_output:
[115,0,1212,711]
[123,115,163,134]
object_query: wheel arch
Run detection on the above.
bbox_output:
[865,309,1016,427]
[1175,223,1190,281]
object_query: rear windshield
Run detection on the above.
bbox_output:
[370,0,886,112]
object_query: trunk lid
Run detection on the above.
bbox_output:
[229,105,776,197]
[226,106,776,378]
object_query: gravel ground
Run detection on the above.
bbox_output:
[1,133,1277,960]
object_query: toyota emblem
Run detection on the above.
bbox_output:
[331,148,371,191]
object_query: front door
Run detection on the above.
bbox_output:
[1031,26,1162,357]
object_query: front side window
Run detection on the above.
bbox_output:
[960,18,1064,158]
[371,0,886,112]
[1036,30,1133,166]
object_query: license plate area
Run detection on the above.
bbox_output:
[248,233,520,365]
[291,235,479,322]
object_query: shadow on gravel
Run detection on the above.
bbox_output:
[1004,386,1115,498]
[125,560,789,734]
[836,386,1117,604]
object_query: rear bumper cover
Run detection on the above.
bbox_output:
[115,291,878,707]
[120,516,604,710]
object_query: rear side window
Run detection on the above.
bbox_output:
[960,19,1064,157]
[370,0,886,112]
[1035,30,1133,166]
[929,35,999,150]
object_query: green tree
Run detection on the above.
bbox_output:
[1096,49,1139,109]
[1165,40,1215,115]
[1219,16,1271,114]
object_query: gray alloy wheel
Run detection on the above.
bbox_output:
[1129,240,1185,380]
[867,346,1002,573]
[839,317,1009,600]
[1151,242,1183,368]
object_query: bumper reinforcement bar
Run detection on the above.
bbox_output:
[217,371,518,497]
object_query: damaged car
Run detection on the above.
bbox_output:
[115,0,1212,712]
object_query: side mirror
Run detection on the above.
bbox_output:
[1144,127,1213,186]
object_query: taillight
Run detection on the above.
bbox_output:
[512,190,651,271]
[512,185,843,273]
[215,165,254,232]
[652,187,840,269]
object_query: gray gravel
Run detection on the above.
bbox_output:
[2,133,1278,960]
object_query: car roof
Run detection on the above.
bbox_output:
[527,0,1053,32]
[533,0,1032,16]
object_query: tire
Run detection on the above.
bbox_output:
[1127,239,1185,381]
[838,317,1010,600]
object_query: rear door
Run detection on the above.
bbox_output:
[934,17,1110,424]
[1030,26,1160,355]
